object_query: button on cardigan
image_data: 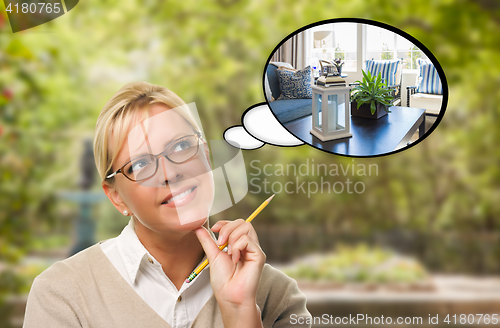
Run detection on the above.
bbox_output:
[23,243,312,327]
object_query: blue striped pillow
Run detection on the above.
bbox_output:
[416,59,443,95]
[365,59,400,87]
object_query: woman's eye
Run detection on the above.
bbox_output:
[172,140,192,153]
[128,160,149,174]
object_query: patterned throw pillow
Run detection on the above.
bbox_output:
[276,66,312,100]
[365,59,400,87]
[416,59,443,95]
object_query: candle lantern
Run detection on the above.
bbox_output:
[310,85,352,141]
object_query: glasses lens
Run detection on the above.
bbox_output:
[124,155,157,181]
[168,136,199,163]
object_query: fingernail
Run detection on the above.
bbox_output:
[217,236,221,245]
[228,244,232,255]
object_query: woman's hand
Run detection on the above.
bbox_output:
[194,219,265,328]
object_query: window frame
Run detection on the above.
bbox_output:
[304,23,425,74]
[304,23,358,73]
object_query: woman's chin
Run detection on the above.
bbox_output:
[171,200,211,227]
[174,215,208,231]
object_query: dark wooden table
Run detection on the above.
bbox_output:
[285,106,426,156]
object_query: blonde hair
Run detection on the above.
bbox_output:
[93,82,201,185]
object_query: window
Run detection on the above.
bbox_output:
[366,25,396,60]
[306,23,357,72]
[304,23,427,73]
[396,35,427,70]
[366,25,427,70]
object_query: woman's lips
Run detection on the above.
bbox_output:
[161,186,197,208]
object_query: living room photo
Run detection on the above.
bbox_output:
[265,19,447,157]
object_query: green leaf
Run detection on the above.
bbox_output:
[6,40,33,59]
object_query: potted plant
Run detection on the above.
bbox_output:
[350,70,393,119]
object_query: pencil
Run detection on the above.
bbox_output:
[186,194,275,283]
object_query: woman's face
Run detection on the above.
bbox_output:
[105,103,214,234]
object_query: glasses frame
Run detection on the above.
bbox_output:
[105,133,202,182]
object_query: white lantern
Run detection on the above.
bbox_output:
[310,85,352,141]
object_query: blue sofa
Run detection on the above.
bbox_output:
[266,63,312,124]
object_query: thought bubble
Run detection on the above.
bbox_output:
[223,103,304,150]
[224,18,448,157]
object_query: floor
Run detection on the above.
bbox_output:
[409,114,438,143]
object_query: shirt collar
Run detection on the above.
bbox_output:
[116,218,217,284]
[116,219,150,283]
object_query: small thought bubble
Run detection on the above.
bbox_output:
[223,103,304,150]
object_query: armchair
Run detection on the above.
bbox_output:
[366,58,403,106]
[350,59,403,106]
[406,59,443,115]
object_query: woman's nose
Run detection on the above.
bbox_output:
[157,156,183,185]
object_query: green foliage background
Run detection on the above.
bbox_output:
[0,0,499,306]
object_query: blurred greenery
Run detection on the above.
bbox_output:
[334,44,345,60]
[0,0,499,324]
[407,45,423,69]
[381,43,393,60]
[284,243,428,285]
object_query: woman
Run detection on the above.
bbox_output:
[23,82,311,328]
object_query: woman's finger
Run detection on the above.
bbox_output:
[194,227,222,263]
[217,219,245,246]
[230,234,265,264]
[227,221,259,248]
[210,220,230,232]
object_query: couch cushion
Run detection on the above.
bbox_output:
[416,59,443,95]
[266,65,282,100]
[276,66,312,100]
[410,93,443,115]
[266,62,294,101]
[264,73,274,101]
[365,59,400,87]
[269,98,312,124]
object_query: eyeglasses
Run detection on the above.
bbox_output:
[106,134,202,182]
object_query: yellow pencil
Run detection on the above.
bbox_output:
[186,194,275,283]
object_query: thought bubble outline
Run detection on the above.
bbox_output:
[223,124,265,150]
[223,102,305,150]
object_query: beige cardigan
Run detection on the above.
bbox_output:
[23,243,311,327]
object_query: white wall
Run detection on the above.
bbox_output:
[401,71,418,107]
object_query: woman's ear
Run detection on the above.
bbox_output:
[102,181,131,216]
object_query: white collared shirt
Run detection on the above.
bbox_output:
[100,219,213,328]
